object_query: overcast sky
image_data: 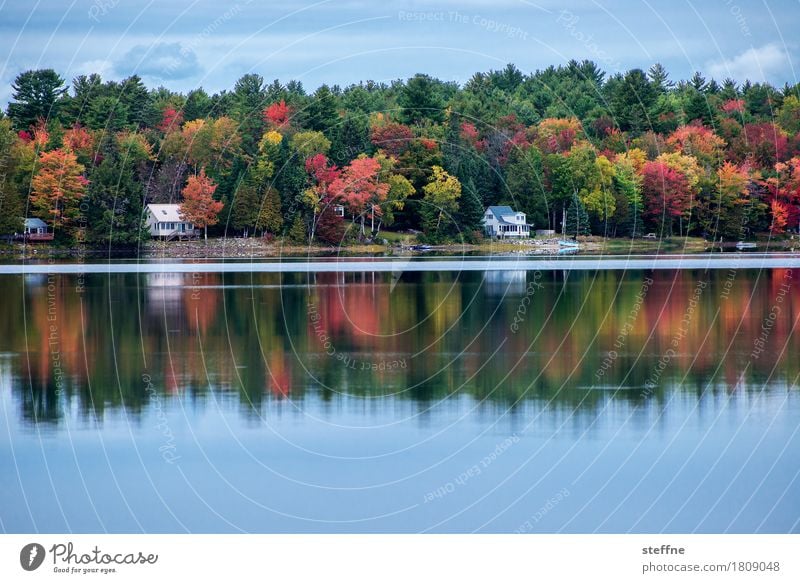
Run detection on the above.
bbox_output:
[1,0,798,104]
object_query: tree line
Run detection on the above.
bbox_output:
[2,61,800,245]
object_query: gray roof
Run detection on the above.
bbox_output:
[24,218,47,228]
[487,205,516,217]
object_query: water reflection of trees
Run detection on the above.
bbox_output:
[2,268,797,425]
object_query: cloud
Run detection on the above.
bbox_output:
[706,43,791,82]
[115,42,202,80]
[70,59,114,79]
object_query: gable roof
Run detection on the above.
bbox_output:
[146,204,188,223]
[487,205,515,217]
[24,218,48,229]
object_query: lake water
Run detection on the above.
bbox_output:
[1,263,798,533]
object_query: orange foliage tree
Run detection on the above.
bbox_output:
[180,168,223,240]
[30,148,88,234]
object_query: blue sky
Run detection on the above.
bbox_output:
[1,0,798,104]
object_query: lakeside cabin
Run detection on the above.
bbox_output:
[482,206,531,238]
[145,204,197,240]
[21,218,54,242]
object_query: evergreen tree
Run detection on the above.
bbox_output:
[399,74,445,125]
[118,75,151,127]
[231,74,267,157]
[228,177,260,236]
[256,186,284,236]
[183,88,212,121]
[84,149,149,246]
[329,114,371,166]
[456,178,484,236]
[85,96,130,131]
[60,73,103,126]
[648,63,673,94]
[0,119,24,235]
[7,69,67,130]
[305,84,339,135]
[287,214,307,243]
[564,195,590,238]
[609,69,656,134]
[505,145,548,229]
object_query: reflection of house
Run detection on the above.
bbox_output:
[484,270,527,295]
[146,272,186,315]
[482,206,530,238]
[145,204,196,239]
[21,218,54,241]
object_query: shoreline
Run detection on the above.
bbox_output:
[0,235,795,261]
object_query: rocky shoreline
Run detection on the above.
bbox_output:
[2,235,794,260]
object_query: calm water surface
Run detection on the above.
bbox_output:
[1,266,798,532]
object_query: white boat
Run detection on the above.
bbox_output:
[558,240,580,247]
[736,241,757,250]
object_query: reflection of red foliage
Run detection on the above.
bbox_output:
[309,274,386,347]
[267,350,291,398]
[183,273,220,334]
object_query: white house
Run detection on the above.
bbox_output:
[482,206,530,238]
[145,204,197,239]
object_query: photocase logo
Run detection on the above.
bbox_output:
[20,543,46,571]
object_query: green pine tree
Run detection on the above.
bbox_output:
[564,195,590,238]
[287,214,307,243]
[456,178,485,236]
[256,186,284,236]
[0,119,24,236]
[84,150,149,246]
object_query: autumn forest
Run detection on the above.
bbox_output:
[2,61,800,246]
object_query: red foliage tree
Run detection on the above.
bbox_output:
[315,206,345,244]
[763,157,800,232]
[158,107,184,133]
[721,99,745,115]
[328,156,389,236]
[641,161,692,236]
[460,122,480,146]
[263,100,292,129]
[305,153,340,187]
[180,168,223,240]
[370,122,413,157]
[730,123,788,169]
[63,124,93,151]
